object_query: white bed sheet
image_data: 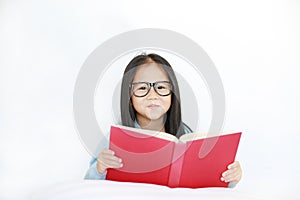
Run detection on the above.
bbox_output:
[30,180,266,200]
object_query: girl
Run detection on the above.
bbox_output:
[84,53,242,187]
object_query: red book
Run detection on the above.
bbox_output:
[106,125,241,188]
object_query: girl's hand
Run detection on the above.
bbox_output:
[96,149,123,174]
[220,161,242,185]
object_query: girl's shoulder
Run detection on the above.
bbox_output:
[183,123,193,134]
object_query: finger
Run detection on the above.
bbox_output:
[222,169,236,177]
[221,170,236,181]
[225,167,239,176]
[226,174,241,183]
[228,161,239,169]
[104,160,123,168]
[99,158,123,169]
[226,164,242,178]
[221,170,230,182]
[101,149,115,156]
[223,171,241,183]
[102,155,122,163]
[99,155,123,167]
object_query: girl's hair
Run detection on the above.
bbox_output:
[120,53,190,138]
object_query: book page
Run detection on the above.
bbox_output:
[113,125,179,142]
[179,131,239,143]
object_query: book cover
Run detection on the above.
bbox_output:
[106,125,241,188]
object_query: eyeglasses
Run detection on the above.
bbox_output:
[130,81,172,97]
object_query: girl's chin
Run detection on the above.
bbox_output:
[146,113,165,121]
[147,108,166,118]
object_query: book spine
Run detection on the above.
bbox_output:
[167,143,187,188]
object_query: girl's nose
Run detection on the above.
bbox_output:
[147,87,158,99]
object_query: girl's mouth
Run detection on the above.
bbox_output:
[147,104,159,108]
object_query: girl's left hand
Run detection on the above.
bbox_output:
[220,161,242,185]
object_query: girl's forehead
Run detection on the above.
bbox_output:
[133,62,169,82]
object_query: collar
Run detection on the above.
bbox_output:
[134,120,141,129]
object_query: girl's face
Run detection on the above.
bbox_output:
[131,62,171,126]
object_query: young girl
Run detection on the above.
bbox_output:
[84,53,242,187]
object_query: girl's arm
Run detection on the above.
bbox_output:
[84,133,110,180]
[84,149,123,180]
[84,157,107,180]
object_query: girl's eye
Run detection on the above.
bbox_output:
[157,86,165,90]
[137,86,147,90]
[157,83,170,90]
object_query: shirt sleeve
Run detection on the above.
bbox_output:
[84,158,107,180]
[183,123,193,134]
[228,182,237,188]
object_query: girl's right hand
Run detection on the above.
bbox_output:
[96,149,123,174]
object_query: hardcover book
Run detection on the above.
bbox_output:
[106,125,241,188]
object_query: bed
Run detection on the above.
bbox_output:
[30,180,264,200]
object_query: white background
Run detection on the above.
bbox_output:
[1,0,300,199]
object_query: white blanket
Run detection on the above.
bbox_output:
[30,180,264,200]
